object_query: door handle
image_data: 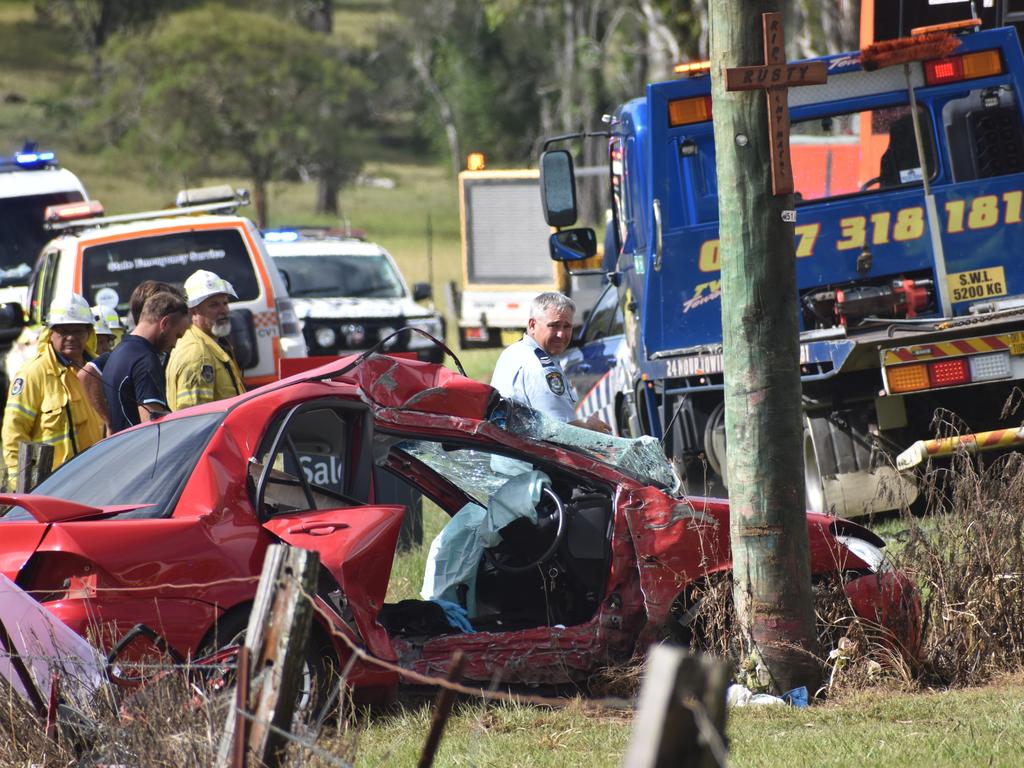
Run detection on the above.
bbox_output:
[287,522,349,535]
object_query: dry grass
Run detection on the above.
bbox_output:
[897,450,1024,687]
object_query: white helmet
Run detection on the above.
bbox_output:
[47,294,93,328]
[91,305,123,335]
[184,269,238,309]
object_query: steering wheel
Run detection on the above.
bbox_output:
[487,486,567,574]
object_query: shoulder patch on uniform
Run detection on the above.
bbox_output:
[546,371,565,395]
[10,378,23,396]
[201,364,215,383]
[533,347,553,366]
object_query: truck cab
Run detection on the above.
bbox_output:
[544,24,1024,517]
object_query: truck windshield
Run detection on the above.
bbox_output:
[0,191,83,285]
[275,254,405,299]
[0,412,225,521]
[791,104,936,202]
[81,228,260,313]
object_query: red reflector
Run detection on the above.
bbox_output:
[929,357,970,387]
[925,56,964,85]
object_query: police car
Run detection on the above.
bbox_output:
[0,186,307,389]
[264,229,446,363]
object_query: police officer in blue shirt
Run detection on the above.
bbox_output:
[491,292,610,432]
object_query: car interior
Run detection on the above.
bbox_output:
[248,400,618,642]
[376,437,616,639]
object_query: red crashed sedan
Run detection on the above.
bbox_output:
[0,354,919,701]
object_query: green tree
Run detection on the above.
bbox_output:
[92,5,367,226]
[41,0,193,83]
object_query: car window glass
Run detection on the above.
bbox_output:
[0,413,224,521]
[0,191,82,283]
[272,254,404,299]
[27,249,56,326]
[582,285,621,344]
[254,406,355,515]
[394,439,536,508]
[82,228,261,315]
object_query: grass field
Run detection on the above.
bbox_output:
[324,675,1024,767]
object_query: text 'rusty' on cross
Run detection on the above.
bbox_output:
[724,12,827,195]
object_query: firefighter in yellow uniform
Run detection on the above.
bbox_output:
[166,269,245,410]
[2,294,104,484]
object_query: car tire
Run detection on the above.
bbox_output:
[201,607,340,726]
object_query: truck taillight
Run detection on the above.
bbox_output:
[44,200,104,223]
[928,358,970,388]
[925,50,1002,86]
[887,364,931,394]
[668,96,712,127]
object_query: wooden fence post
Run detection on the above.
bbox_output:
[417,651,465,768]
[622,646,729,768]
[16,442,54,493]
[215,544,319,768]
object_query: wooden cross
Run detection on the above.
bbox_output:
[724,12,828,196]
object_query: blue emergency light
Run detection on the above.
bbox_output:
[2,142,58,171]
[15,150,55,168]
[262,229,300,243]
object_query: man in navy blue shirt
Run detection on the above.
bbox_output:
[103,291,190,433]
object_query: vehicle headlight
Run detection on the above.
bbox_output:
[834,535,890,572]
[407,316,444,349]
[315,327,336,348]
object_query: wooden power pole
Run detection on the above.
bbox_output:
[709,3,823,693]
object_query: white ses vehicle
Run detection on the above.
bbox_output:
[265,229,445,363]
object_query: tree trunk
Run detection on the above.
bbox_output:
[411,42,461,177]
[709,0,822,695]
[315,172,339,216]
[253,178,269,230]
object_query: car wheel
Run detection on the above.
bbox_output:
[201,608,340,726]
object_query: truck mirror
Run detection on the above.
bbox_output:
[412,282,432,301]
[540,150,578,227]
[0,302,25,331]
[549,228,597,261]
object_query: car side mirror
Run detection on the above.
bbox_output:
[412,282,432,301]
[540,149,578,227]
[0,302,25,330]
[549,228,597,262]
[277,267,292,293]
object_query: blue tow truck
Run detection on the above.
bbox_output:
[539,21,1024,517]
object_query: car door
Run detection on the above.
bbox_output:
[562,283,625,423]
[252,400,404,666]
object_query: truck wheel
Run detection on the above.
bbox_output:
[803,426,826,514]
[703,401,728,488]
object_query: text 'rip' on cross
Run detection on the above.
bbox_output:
[723,12,828,196]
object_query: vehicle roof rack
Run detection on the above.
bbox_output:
[45,186,250,232]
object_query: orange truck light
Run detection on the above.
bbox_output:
[886,363,930,394]
[668,96,712,127]
[925,49,1003,86]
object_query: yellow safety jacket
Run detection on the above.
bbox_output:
[2,332,103,479]
[166,325,245,411]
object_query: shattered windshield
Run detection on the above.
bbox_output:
[489,400,681,493]
[395,439,534,507]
